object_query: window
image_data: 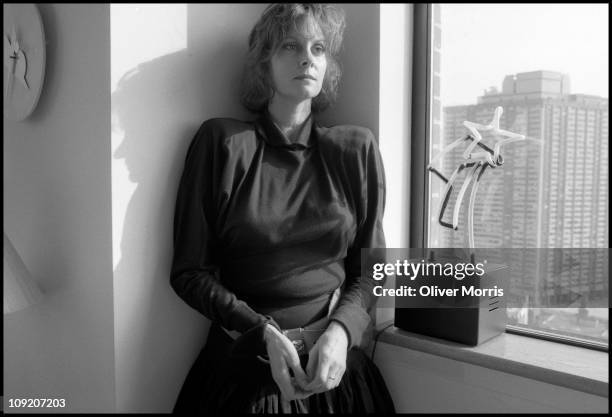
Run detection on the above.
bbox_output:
[414,4,608,349]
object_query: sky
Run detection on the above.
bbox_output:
[440,4,609,106]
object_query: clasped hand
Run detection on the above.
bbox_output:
[263,322,349,401]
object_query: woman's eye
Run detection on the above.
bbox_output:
[284,43,297,50]
[313,44,326,54]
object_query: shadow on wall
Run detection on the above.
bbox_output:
[110,33,254,411]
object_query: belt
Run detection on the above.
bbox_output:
[222,287,341,356]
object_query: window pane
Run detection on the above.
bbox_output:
[428,4,609,344]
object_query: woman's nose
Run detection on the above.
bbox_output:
[300,50,313,67]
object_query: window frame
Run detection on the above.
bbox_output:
[408,3,608,352]
[409,3,430,250]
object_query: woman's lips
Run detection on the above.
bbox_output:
[294,75,316,80]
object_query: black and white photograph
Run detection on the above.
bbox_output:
[3,3,609,414]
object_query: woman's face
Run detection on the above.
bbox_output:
[269,19,328,104]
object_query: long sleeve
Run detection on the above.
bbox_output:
[170,121,279,354]
[328,131,386,349]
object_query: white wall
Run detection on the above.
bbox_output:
[3,4,115,413]
[376,3,413,325]
[318,4,380,136]
[110,4,381,413]
[379,4,412,249]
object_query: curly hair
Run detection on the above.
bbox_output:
[240,4,346,113]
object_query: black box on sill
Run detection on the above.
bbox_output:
[394,263,508,346]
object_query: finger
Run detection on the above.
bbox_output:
[278,363,296,393]
[325,365,344,390]
[304,352,331,391]
[285,349,309,388]
[271,358,297,400]
[305,347,319,383]
[304,349,324,391]
[302,382,328,396]
[292,382,315,399]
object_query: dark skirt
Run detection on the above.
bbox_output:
[173,324,396,414]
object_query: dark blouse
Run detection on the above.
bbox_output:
[170,110,386,352]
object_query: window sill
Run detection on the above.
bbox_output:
[374,322,609,398]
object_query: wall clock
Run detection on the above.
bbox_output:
[3,4,46,121]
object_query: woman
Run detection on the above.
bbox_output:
[171,3,395,414]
